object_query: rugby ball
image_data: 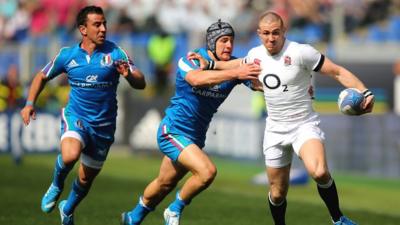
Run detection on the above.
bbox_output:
[338,88,364,115]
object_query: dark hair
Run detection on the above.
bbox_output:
[76,5,104,27]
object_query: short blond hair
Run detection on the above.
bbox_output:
[258,11,285,29]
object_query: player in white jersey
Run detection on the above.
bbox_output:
[197,11,374,225]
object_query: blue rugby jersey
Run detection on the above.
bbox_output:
[42,40,133,125]
[163,47,253,141]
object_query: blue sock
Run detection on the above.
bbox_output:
[52,154,73,189]
[128,196,154,224]
[168,191,189,214]
[63,179,89,215]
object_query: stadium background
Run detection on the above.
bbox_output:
[0,1,400,224]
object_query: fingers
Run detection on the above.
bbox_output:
[22,116,30,126]
[114,60,130,76]
[31,111,36,121]
[114,60,129,68]
[236,63,261,80]
[242,64,261,75]
[21,110,30,126]
[362,96,374,113]
[245,76,259,80]
[243,63,261,72]
[20,107,36,126]
[238,73,259,80]
[187,52,201,60]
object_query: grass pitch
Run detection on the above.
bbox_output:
[1,149,399,225]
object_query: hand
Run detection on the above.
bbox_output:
[187,52,209,70]
[236,63,261,80]
[20,105,36,126]
[114,60,130,77]
[251,79,264,91]
[361,95,374,114]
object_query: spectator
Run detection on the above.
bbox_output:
[0,64,23,111]
[3,0,30,42]
[147,28,176,95]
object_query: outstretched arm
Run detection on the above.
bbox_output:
[320,57,374,113]
[185,63,261,88]
[213,58,242,70]
[20,72,48,126]
[187,52,242,70]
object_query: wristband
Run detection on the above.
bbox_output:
[25,100,34,107]
[362,89,373,98]
[206,60,216,70]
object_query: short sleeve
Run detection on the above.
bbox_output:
[41,47,68,80]
[300,44,324,72]
[177,56,200,79]
[116,46,137,72]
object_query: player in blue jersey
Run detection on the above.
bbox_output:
[120,20,262,225]
[20,6,146,225]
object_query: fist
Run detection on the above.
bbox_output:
[114,60,130,77]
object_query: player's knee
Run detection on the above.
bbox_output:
[269,181,288,202]
[78,165,101,187]
[271,186,287,198]
[78,176,95,187]
[310,167,329,182]
[269,190,286,203]
[62,149,80,164]
[198,166,217,187]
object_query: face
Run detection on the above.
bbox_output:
[215,35,234,61]
[79,13,107,45]
[257,20,285,55]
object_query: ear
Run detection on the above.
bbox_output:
[79,25,87,36]
[257,28,262,36]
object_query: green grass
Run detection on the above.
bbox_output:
[1,150,399,225]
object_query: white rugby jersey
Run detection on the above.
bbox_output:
[245,39,324,122]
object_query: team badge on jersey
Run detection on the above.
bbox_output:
[100,54,113,67]
[284,56,291,66]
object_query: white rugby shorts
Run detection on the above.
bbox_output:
[262,113,325,168]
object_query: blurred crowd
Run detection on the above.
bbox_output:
[1,0,400,112]
[1,0,400,44]
[0,63,69,112]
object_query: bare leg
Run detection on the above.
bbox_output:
[266,165,290,225]
[142,156,188,208]
[41,137,81,213]
[300,139,343,222]
[174,144,217,202]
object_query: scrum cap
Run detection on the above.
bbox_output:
[206,19,235,56]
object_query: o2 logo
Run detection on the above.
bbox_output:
[262,74,288,92]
